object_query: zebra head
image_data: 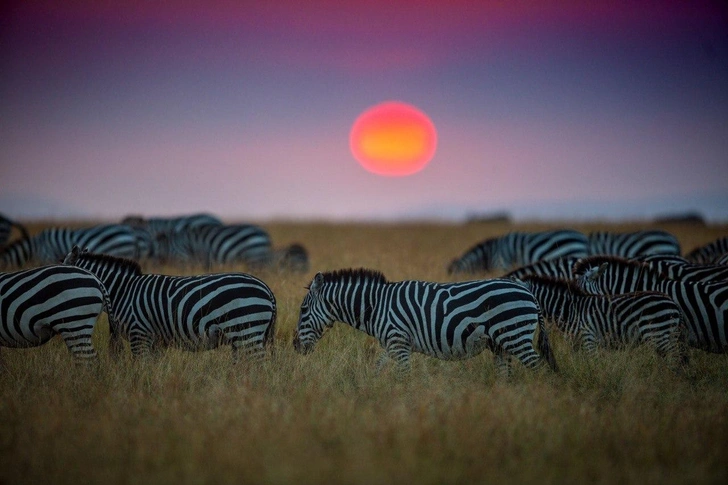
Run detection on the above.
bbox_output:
[573,261,609,293]
[293,272,336,355]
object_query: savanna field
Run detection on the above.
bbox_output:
[2,220,727,485]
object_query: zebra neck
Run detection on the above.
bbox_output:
[79,262,136,302]
[329,281,385,333]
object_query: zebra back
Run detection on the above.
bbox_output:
[685,237,728,264]
[449,230,588,274]
[587,230,681,257]
[636,255,728,283]
[503,256,579,281]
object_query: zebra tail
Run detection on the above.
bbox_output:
[536,311,559,372]
[97,279,120,349]
[263,293,277,354]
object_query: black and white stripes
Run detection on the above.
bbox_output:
[0,224,138,269]
[293,268,558,376]
[63,246,277,361]
[0,265,115,363]
[573,256,728,353]
[448,230,588,274]
[517,274,686,364]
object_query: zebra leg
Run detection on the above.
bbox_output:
[56,324,99,365]
[580,330,599,355]
[384,337,412,375]
[374,350,389,374]
[493,348,512,379]
[129,330,156,358]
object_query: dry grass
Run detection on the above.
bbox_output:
[2,220,728,484]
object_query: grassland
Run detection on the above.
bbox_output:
[1,220,727,484]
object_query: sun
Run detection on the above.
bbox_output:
[349,101,437,176]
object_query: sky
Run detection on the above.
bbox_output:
[1,1,727,222]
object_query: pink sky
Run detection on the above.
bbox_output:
[2,1,727,221]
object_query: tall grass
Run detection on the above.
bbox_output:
[2,221,727,484]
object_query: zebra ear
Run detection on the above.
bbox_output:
[309,272,325,293]
[63,245,82,265]
[586,262,609,282]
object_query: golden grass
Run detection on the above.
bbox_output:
[2,220,727,484]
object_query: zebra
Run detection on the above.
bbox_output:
[635,254,728,284]
[572,255,728,353]
[516,274,686,364]
[158,224,309,272]
[122,213,223,263]
[685,237,728,264]
[63,246,277,361]
[0,213,29,247]
[448,229,588,274]
[1,264,116,364]
[293,268,558,377]
[503,256,580,281]
[0,224,139,269]
[587,230,681,257]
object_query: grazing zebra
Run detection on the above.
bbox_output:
[503,256,580,281]
[1,264,116,364]
[122,213,223,262]
[0,213,29,247]
[448,229,588,274]
[159,224,309,272]
[0,224,138,269]
[516,274,686,364]
[685,237,728,264]
[587,230,681,257]
[573,255,728,353]
[63,246,277,361]
[293,268,558,377]
[636,254,728,283]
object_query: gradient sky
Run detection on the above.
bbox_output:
[2,1,727,222]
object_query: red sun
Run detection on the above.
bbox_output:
[349,101,437,176]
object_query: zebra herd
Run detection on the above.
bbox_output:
[1,213,727,379]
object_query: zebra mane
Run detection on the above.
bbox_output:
[518,274,587,295]
[572,255,654,276]
[318,268,388,286]
[78,251,142,275]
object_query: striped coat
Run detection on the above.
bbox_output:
[1,265,115,363]
[294,268,558,377]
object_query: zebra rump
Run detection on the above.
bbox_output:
[294,268,557,376]
[587,230,681,257]
[448,229,588,274]
[0,265,115,363]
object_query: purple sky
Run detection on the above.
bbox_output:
[2,1,727,222]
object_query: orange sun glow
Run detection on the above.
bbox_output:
[349,101,437,176]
